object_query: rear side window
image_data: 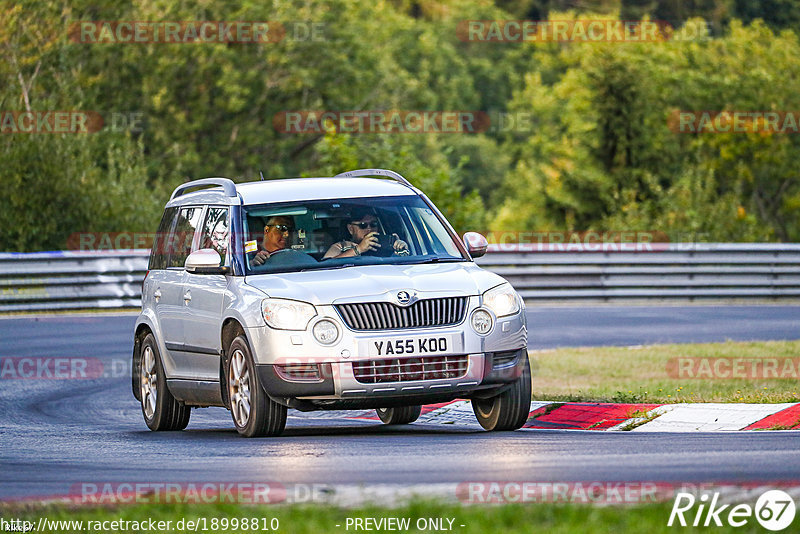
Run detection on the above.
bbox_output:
[149,207,178,270]
[167,206,204,268]
[198,207,229,265]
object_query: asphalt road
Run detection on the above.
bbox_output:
[2,305,799,355]
[1,306,799,501]
[525,305,800,348]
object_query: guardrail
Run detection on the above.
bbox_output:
[1,244,799,311]
[0,250,149,312]
[476,242,800,301]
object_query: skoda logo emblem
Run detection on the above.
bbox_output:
[396,291,411,305]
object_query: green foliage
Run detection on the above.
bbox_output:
[494,13,800,241]
[0,0,162,251]
[0,132,162,252]
[1,1,799,250]
[315,131,487,233]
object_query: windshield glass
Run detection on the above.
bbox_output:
[241,195,467,274]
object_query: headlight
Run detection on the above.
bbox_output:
[483,283,521,317]
[262,299,317,330]
[312,319,340,345]
[471,309,493,335]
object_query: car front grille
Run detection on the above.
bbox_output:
[352,355,469,384]
[335,297,468,331]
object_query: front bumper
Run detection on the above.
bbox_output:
[246,297,527,406]
[255,347,528,408]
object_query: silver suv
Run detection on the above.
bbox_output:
[132,169,529,437]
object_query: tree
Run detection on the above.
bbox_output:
[493,13,800,241]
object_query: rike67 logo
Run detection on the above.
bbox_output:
[668,489,796,531]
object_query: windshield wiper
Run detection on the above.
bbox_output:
[300,263,356,272]
[405,256,465,264]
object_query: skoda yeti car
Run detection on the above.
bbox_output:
[132,169,530,437]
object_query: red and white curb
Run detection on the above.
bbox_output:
[289,401,800,431]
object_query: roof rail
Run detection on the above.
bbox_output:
[334,168,413,188]
[170,177,237,201]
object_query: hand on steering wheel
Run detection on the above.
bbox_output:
[252,248,289,265]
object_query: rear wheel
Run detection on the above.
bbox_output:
[139,333,191,431]
[376,405,422,425]
[227,335,287,437]
[472,356,532,431]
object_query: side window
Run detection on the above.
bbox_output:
[167,206,204,268]
[198,207,229,265]
[149,207,178,270]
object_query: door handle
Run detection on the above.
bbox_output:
[153,289,161,302]
[183,290,192,303]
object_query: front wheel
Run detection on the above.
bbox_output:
[139,333,191,431]
[376,405,422,425]
[471,356,532,431]
[227,335,287,437]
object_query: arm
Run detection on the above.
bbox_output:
[323,240,359,259]
[324,234,380,259]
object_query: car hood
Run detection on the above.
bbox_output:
[244,262,507,305]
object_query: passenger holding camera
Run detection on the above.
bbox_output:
[324,210,409,259]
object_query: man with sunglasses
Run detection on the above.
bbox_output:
[323,209,408,259]
[251,215,294,266]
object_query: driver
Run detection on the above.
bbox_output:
[324,209,408,259]
[251,215,293,266]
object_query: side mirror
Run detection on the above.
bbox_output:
[185,248,229,274]
[462,232,488,259]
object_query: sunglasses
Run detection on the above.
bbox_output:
[351,221,379,229]
[266,224,293,233]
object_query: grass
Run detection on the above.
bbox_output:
[0,500,771,534]
[529,340,800,404]
[617,409,666,431]
[757,417,800,431]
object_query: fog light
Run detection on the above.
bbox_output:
[471,309,493,335]
[312,319,339,345]
[275,364,320,381]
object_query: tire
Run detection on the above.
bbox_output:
[471,356,532,431]
[376,405,422,425]
[139,333,191,431]
[227,335,287,437]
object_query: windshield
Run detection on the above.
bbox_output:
[241,195,467,274]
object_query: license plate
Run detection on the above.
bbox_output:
[361,334,462,357]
